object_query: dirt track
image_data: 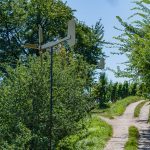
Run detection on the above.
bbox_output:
[100,100,150,150]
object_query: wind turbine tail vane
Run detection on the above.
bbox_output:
[67,19,76,47]
[39,25,43,45]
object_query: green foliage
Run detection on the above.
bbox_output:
[114,0,150,96]
[134,100,147,117]
[122,81,129,98]
[106,96,140,117]
[0,0,104,67]
[129,83,137,96]
[117,83,123,100]
[0,0,73,64]
[0,1,105,149]
[125,126,139,150]
[110,82,118,102]
[93,73,108,107]
[0,122,32,150]
[75,20,104,65]
[57,115,112,150]
[0,51,93,149]
[93,75,138,107]
[141,0,150,4]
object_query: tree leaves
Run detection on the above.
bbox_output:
[0,0,104,68]
[114,0,150,94]
[0,51,93,149]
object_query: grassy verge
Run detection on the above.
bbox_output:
[57,115,112,150]
[124,126,139,150]
[92,96,141,119]
[134,101,147,117]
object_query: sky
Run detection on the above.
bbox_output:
[62,0,136,82]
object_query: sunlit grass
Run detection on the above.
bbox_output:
[92,96,141,119]
[76,115,112,150]
[57,115,112,150]
[124,126,139,150]
[134,100,147,117]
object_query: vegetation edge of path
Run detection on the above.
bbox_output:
[57,115,112,150]
[59,96,142,149]
[134,100,147,117]
[124,126,139,150]
[93,96,142,119]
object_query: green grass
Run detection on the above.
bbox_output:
[57,115,112,150]
[57,96,141,149]
[92,96,141,119]
[125,126,139,150]
[134,101,147,117]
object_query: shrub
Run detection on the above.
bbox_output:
[0,52,93,149]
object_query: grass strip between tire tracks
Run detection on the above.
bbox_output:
[134,100,147,117]
[125,126,139,150]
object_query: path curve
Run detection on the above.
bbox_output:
[100,100,144,150]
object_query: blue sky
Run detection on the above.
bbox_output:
[62,0,136,82]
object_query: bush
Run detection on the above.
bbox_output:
[0,52,93,149]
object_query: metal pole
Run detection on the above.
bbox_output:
[49,46,53,150]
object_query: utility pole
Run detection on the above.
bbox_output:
[23,19,75,150]
[49,46,53,149]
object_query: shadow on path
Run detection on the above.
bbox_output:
[138,128,150,150]
[136,102,150,150]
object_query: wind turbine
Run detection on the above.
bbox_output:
[23,19,76,150]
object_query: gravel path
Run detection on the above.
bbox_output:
[100,100,150,150]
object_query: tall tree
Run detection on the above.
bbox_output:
[75,20,104,65]
[0,0,104,68]
[106,80,113,102]
[0,0,73,64]
[129,82,137,96]
[122,81,129,98]
[111,82,118,102]
[0,51,93,149]
[117,83,123,100]
[93,72,108,107]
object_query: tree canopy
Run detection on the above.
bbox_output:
[0,0,104,67]
[0,51,94,149]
